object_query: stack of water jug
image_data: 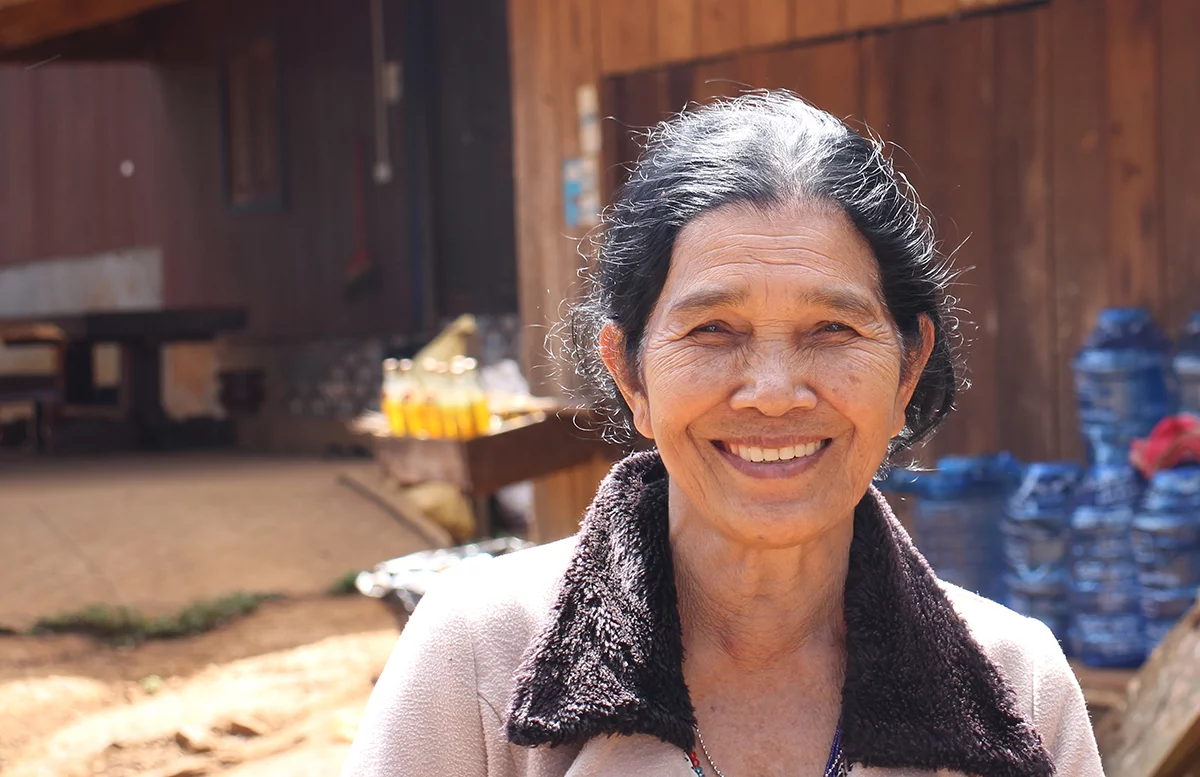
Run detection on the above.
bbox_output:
[892,307,1200,668]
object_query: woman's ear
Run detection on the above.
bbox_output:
[891,315,935,438]
[599,323,654,440]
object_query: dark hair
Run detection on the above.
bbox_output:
[568,91,960,459]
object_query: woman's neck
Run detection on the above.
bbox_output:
[670,483,853,670]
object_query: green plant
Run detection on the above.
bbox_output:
[326,570,361,597]
[30,593,282,645]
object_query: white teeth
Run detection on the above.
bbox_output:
[728,441,826,463]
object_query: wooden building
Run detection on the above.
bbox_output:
[2,0,1198,538]
[1,0,518,341]
[506,0,1200,537]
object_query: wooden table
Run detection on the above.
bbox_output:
[0,307,246,449]
[370,409,622,536]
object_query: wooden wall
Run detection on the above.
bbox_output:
[1,0,520,342]
[509,0,1200,537]
[137,0,418,340]
[0,62,163,268]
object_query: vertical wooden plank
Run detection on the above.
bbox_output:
[1050,0,1109,461]
[1105,0,1162,309]
[899,0,954,22]
[859,30,896,138]
[1159,0,1200,332]
[655,0,697,64]
[599,0,656,75]
[508,0,548,383]
[696,0,744,58]
[692,55,744,104]
[737,49,772,91]
[743,0,791,49]
[0,67,35,265]
[794,0,844,40]
[885,21,950,463]
[992,7,1055,461]
[748,39,861,122]
[939,16,998,457]
[846,0,897,30]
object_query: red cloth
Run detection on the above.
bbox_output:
[1130,414,1200,477]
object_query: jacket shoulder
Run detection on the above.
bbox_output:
[941,583,1104,776]
[416,537,578,704]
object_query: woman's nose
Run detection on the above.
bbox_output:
[729,346,818,416]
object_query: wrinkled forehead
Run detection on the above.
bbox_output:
[664,198,885,307]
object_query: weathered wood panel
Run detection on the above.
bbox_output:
[692,55,744,103]
[1050,0,1109,462]
[655,0,697,64]
[1159,0,1200,332]
[599,0,656,75]
[1106,0,1162,309]
[794,0,844,39]
[881,22,953,460]
[696,0,744,58]
[846,0,898,29]
[993,8,1055,460]
[0,63,161,267]
[937,16,1000,458]
[858,30,896,136]
[899,0,956,22]
[743,0,792,49]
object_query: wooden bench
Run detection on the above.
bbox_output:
[0,374,61,452]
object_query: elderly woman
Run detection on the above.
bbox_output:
[342,92,1103,777]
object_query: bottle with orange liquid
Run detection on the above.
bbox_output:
[419,358,446,439]
[381,358,406,436]
[461,357,493,437]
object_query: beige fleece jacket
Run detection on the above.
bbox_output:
[341,537,1104,777]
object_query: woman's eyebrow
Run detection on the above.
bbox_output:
[794,289,882,320]
[665,287,749,318]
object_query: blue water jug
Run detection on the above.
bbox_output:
[1069,463,1146,667]
[1132,466,1200,652]
[1176,311,1200,416]
[913,453,1019,603]
[1073,307,1175,465]
[1003,462,1082,641]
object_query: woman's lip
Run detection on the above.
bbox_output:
[712,439,832,478]
[715,438,830,449]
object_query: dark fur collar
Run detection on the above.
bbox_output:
[508,451,1053,777]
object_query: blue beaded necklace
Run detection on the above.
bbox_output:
[685,723,847,777]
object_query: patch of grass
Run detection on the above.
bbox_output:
[325,570,361,597]
[31,592,282,646]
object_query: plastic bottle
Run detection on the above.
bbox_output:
[1003,462,1082,642]
[1073,307,1175,465]
[1069,463,1146,667]
[1132,465,1200,652]
[912,453,1019,603]
[1175,311,1200,416]
[381,358,406,436]
[397,359,426,437]
[419,358,445,439]
[461,357,493,437]
[447,357,476,440]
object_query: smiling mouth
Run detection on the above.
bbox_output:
[714,439,831,463]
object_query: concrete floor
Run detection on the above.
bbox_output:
[0,454,432,629]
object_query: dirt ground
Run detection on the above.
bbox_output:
[0,595,403,777]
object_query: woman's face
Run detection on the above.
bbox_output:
[605,200,932,547]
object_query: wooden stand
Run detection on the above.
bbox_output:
[370,410,619,538]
